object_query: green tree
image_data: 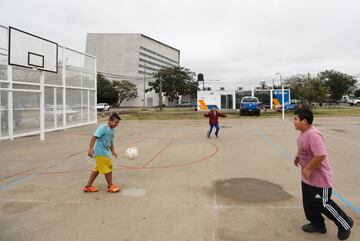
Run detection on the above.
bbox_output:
[112,80,138,106]
[147,66,197,106]
[284,75,307,100]
[97,73,118,105]
[354,89,360,97]
[298,78,328,105]
[318,70,357,103]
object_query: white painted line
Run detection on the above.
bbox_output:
[212,183,218,241]
[121,188,146,197]
[0,199,89,205]
[0,198,306,209]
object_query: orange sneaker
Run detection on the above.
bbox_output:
[107,184,120,193]
[82,186,98,192]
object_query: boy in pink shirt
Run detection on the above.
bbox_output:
[293,108,353,240]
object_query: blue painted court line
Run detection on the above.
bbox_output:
[0,163,58,190]
[333,191,360,215]
[0,172,41,190]
[256,128,360,216]
[255,128,294,161]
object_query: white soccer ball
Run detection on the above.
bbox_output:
[125,147,138,160]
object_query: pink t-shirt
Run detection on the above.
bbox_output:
[297,126,333,188]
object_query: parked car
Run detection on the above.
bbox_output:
[347,97,360,106]
[286,99,300,111]
[177,101,191,107]
[97,103,110,111]
[240,96,260,116]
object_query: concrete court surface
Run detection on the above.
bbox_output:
[0,116,359,241]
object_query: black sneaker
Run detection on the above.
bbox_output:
[338,229,351,240]
[215,134,218,138]
[348,216,354,228]
[337,217,353,240]
[302,223,327,233]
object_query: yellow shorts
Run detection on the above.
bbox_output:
[93,156,113,174]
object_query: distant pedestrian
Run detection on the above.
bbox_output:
[82,113,121,193]
[204,107,226,138]
[293,108,353,240]
[296,103,305,110]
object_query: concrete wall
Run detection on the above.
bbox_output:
[86,33,180,107]
[86,33,140,76]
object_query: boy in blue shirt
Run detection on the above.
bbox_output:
[82,113,121,193]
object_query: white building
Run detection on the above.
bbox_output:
[86,33,180,107]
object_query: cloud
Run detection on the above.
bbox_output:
[1,0,360,88]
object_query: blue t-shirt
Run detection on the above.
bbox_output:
[93,124,115,157]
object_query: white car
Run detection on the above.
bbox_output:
[347,98,360,106]
[97,103,110,111]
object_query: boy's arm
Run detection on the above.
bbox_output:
[88,136,97,157]
[110,143,117,158]
[220,113,226,117]
[293,154,300,167]
[302,155,325,179]
[204,113,210,117]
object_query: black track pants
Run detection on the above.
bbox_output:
[302,181,352,231]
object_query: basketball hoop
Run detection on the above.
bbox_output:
[8,26,58,73]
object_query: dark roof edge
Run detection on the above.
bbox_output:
[140,34,180,53]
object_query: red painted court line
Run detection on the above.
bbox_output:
[0,166,41,180]
[141,138,176,168]
[145,141,219,169]
[115,140,219,170]
[41,170,89,175]
[25,139,219,176]
[41,166,135,175]
[115,165,143,170]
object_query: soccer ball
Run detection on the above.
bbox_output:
[125,147,138,160]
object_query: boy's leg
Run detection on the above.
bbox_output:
[208,125,214,137]
[83,171,99,192]
[215,123,220,137]
[319,188,353,234]
[105,171,120,193]
[105,171,113,187]
[302,182,326,229]
[86,171,99,187]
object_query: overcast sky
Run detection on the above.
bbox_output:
[1,0,360,88]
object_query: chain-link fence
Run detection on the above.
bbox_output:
[0,25,97,140]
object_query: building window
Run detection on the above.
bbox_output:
[138,70,154,76]
[140,46,178,64]
[139,52,176,67]
[139,64,158,72]
[139,58,169,69]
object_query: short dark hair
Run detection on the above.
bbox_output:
[295,108,313,124]
[109,113,121,121]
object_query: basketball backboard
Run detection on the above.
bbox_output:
[8,27,58,73]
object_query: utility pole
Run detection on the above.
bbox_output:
[143,64,146,109]
[276,72,285,120]
[159,77,163,110]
